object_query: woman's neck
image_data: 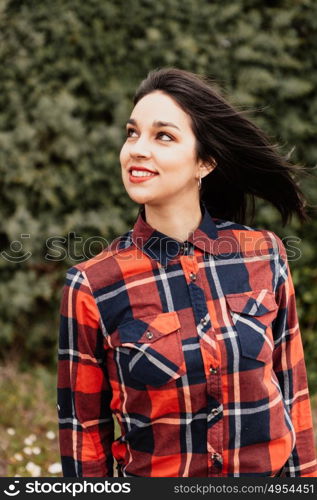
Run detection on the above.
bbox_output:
[144,201,203,242]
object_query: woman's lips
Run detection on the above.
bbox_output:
[128,171,159,183]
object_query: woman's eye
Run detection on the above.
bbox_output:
[125,128,173,141]
[126,128,137,138]
[157,132,173,141]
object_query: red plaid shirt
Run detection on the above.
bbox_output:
[58,203,317,477]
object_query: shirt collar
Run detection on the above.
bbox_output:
[131,202,218,267]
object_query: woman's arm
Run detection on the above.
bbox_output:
[57,267,114,477]
[271,233,317,477]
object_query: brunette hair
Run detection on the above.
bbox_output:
[134,67,310,226]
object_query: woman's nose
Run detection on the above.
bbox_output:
[129,136,151,158]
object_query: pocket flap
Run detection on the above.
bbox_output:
[118,311,180,344]
[225,289,277,316]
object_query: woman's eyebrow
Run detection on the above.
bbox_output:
[127,118,180,130]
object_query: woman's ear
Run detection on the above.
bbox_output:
[198,158,217,179]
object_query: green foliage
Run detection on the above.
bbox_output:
[0,0,316,391]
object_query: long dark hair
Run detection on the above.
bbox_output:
[134,67,310,226]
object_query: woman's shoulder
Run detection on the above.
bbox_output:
[212,216,287,259]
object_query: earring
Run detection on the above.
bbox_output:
[198,176,202,190]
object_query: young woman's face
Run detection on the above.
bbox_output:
[120,90,205,207]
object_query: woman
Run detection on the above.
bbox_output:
[58,68,317,477]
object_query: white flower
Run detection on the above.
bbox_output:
[46,431,56,440]
[26,461,41,477]
[23,446,33,455]
[14,453,23,461]
[47,462,62,474]
[7,428,15,436]
[31,446,41,455]
[24,434,36,445]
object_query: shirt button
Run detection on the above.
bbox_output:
[146,331,153,339]
[211,408,219,416]
[200,318,208,326]
[209,366,218,374]
[189,272,197,281]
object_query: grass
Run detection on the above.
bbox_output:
[0,361,316,477]
[0,362,60,477]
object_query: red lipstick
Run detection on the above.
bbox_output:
[128,166,159,183]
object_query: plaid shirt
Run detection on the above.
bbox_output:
[58,203,317,477]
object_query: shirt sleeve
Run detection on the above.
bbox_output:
[271,232,317,477]
[57,266,114,477]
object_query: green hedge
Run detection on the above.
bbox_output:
[0,0,316,391]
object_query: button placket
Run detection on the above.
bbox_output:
[178,244,222,476]
[181,244,199,285]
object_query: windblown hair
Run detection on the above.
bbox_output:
[134,67,310,226]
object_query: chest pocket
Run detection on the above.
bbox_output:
[225,289,278,363]
[113,311,186,387]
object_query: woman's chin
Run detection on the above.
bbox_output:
[127,193,152,205]
[125,188,156,205]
